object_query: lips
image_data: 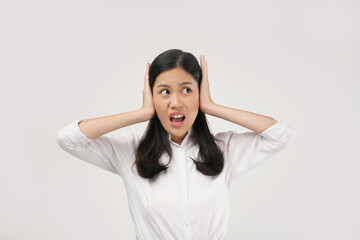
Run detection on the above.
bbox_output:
[169,111,186,125]
[169,111,186,119]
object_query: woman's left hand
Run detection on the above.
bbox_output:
[199,55,215,113]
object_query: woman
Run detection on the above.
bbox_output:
[56,49,296,239]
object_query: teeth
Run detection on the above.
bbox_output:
[171,114,184,118]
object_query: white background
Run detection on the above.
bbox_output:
[0,0,359,239]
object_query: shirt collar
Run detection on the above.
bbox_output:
[167,127,193,148]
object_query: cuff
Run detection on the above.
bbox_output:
[260,116,290,141]
[71,119,93,146]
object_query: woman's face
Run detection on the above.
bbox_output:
[152,67,199,145]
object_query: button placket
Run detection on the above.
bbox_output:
[179,148,192,239]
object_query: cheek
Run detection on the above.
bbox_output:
[190,95,200,107]
[153,96,160,107]
[153,97,166,112]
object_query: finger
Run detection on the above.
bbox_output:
[203,60,208,79]
[200,56,206,76]
[144,63,150,87]
[146,63,149,78]
[203,58,205,72]
[144,63,147,86]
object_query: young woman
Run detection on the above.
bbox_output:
[56,49,296,239]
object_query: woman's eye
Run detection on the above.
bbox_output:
[183,88,191,93]
[161,89,170,95]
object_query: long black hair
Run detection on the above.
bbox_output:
[133,49,224,179]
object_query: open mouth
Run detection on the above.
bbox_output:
[169,113,186,127]
[170,115,185,123]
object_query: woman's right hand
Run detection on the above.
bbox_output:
[141,62,156,120]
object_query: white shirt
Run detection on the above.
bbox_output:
[56,116,296,240]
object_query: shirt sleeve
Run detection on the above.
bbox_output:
[215,116,296,185]
[56,119,139,177]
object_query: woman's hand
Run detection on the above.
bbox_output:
[199,55,215,113]
[141,62,156,120]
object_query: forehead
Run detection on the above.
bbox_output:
[155,68,197,85]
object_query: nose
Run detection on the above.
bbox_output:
[169,93,183,109]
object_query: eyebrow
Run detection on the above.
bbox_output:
[157,81,193,88]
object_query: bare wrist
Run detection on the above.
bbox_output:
[139,108,155,122]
